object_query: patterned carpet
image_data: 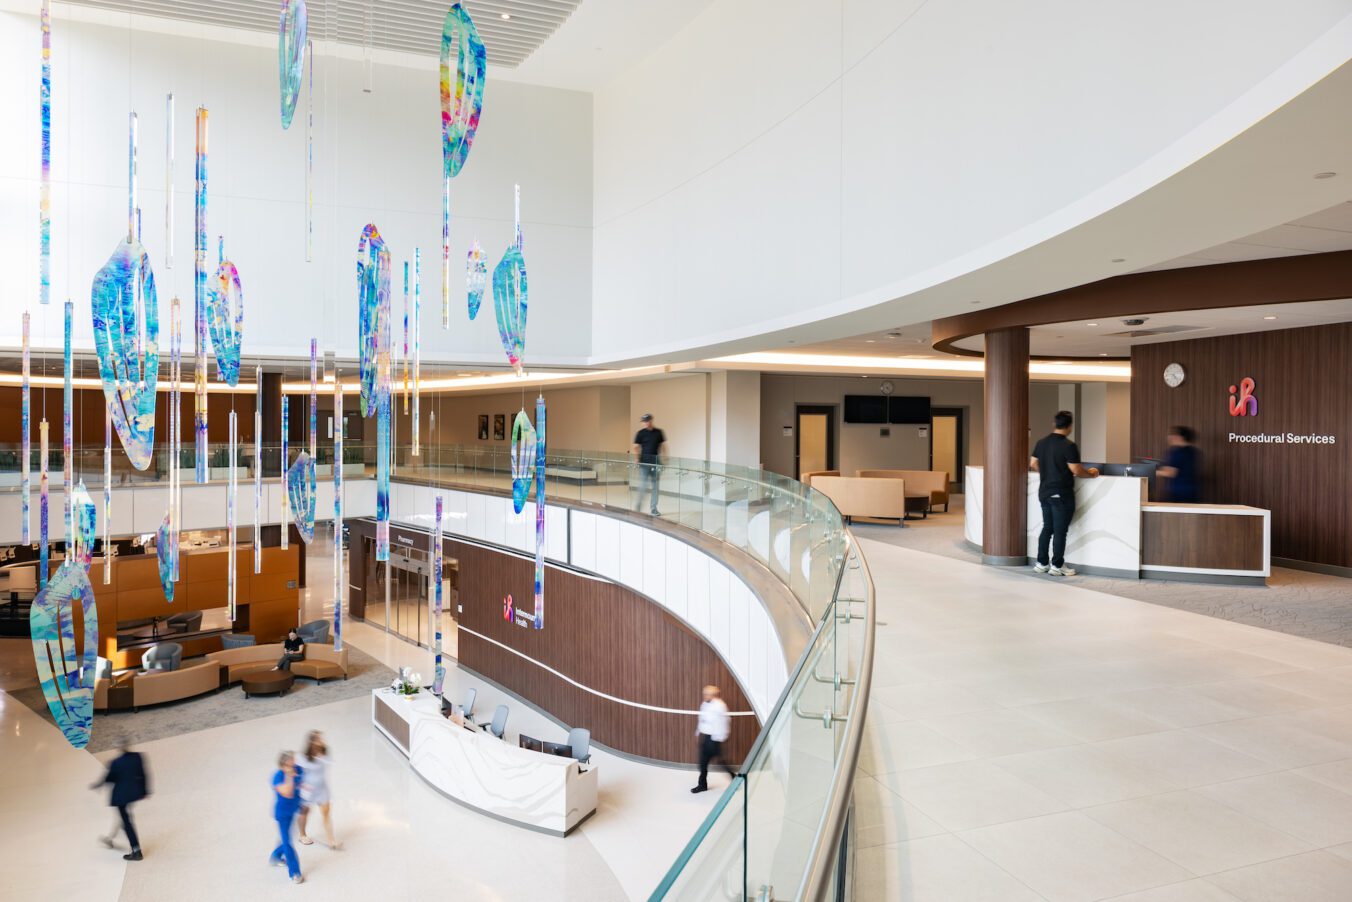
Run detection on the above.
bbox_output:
[2,640,395,753]
[855,497,1352,649]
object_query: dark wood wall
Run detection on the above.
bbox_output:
[1131,324,1352,568]
[348,519,760,765]
[0,386,256,445]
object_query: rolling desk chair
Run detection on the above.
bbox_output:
[462,687,476,721]
[481,704,508,739]
[567,727,591,764]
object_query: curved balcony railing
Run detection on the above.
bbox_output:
[1,439,874,899]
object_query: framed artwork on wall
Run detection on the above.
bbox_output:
[477,414,489,441]
[493,414,506,441]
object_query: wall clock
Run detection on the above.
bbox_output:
[879,380,894,395]
[1163,362,1185,388]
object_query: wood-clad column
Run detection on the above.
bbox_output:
[983,327,1029,565]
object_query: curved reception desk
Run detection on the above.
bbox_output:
[372,689,598,836]
[965,466,1269,584]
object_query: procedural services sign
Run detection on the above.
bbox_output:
[1224,377,1336,444]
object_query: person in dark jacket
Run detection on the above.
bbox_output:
[94,740,150,860]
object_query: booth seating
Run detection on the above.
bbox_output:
[856,469,951,513]
[131,660,222,710]
[799,470,839,488]
[810,476,909,525]
[206,642,349,685]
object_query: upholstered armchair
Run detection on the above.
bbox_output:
[142,642,183,672]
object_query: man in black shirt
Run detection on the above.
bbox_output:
[632,414,666,515]
[94,740,150,860]
[1029,410,1099,576]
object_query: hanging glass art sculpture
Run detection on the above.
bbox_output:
[21,312,30,543]
[206,238,243,386]
[466,239,486,320]
[309,338,318,458]
[71,482,96,571]
[402,260,410,413]
[227,411,237,620]
[92,114,159,470]
[157,512,174,602]
[30,557,97,749]
[532,394,546,630]
[280,395,289,550]
[357,223,391,418]
[278,0,307,130]
[306,39,314,260]
[62,301,73,552]
[493,185,528,373]
[39,0,51,307]
[39,421,48,589]
[254,366,262,573]
[332,380,343,651]
[194,107,209,482]
[412,248,421,456]
[103,401,111,585]
[440,3,486,329]
[433,495,444,695]
[169,297,182,581]
[165,93,174,270]
[510,410,536,514]
[286,452,316,544]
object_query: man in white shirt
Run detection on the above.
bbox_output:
[692,685,734,794]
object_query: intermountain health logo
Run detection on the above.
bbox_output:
[1228,377,1257,417]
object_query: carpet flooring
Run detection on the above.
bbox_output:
[3,639,395,753]
[855,496,1352,648]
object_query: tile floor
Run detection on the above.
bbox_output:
[855,535,1352,901]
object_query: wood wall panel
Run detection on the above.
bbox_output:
[982,327,1030,561]
[1132,324,1352,568]
[350,519,760,764]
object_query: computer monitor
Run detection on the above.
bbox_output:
[518,734,544,753]
[542,741,573,758]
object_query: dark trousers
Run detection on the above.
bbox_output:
[696,734,734,789]
[117,804,141,852]
[277,652,303,671]
[1037,494,1076,568]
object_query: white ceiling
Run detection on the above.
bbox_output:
[1134,199,1352,272]
[59,0,583,68]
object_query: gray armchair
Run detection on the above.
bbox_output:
[567,727,591,764]
[167,611,202,633]
[142,642,183,672]
[220,633,256,649]
[296,619,330,644]
[481,704,508,739]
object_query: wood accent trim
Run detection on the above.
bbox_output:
[349,518,760,765]
[932,250,1352,360]
[1142,511,1265,571]
[982,327,1030,561]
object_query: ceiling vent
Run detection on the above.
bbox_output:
[1104,325,1206,338]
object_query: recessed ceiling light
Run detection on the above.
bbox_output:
[1263,315,1278,320]
[1111,258,1126,263]
[864,339,876,343]
[1099,353,1108,357]
[1314,171,1337,179]
[970,301,980,305]
[500,12,512,20]
[1086,322,1098,327]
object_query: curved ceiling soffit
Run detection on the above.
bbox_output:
[930,250,1352,361]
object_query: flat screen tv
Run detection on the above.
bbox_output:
[843,395,888,424]
[887,396,931,425]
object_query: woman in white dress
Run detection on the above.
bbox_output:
[297,730,340,849]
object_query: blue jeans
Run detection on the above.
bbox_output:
[637,463,660,514]
[271,812,300,879]
[1037,494,1076,568]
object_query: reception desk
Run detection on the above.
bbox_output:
[371,689,598,836]
[965,467,1269,584]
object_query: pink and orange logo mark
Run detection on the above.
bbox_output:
[1229,378,1257,417]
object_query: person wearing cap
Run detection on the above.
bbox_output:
[631,414,666,516]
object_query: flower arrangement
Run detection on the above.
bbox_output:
[391,667,422,696]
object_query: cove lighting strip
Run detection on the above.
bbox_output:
[711,352,1132,379]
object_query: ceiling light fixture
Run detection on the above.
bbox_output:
[1111,258,1126,263]
[1314,172,1337,179]
[1263,315,1278,320]
[1086,322,1098,327]
[500,12,512,20]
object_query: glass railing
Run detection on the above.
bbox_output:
[9,438,874,898]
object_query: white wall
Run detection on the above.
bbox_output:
[629,375,710,460]
[1079,383,1109,461]
[709,371,761,468]
[591,0,1352,362]
[0,11,592,366]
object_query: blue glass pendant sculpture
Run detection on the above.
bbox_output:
[510,409,536,514]
[205,252,244,386]
[30,560,98,748]
[91,240,159,469]
[287,451,317,544]
[157,512,175,602]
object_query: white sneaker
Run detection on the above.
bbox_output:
[1033,563,1049,574]
[1049,565,1076,577]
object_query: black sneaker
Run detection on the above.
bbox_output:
[123,851,143,861]
[690,785,707,794]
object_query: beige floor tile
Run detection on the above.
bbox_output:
[1256,669,1352,703]
[1294,758,1352,794]
[1207,850,1352,902]
[1085,790,1312,875]
[870,681,995,721]
[1018,696,1174,742]
[858,719,979,776]
[879,759,1067,832]
[921,706,1081,758]
[851,775,948,848]
[960,811,1192,902]
[1191,715,1352,768]
[991,743,1179,808]
[1239,639,1352,671]
[1106,686,1252,728]
[1103,879,1242,901]
[1095,730,1274,788]
[1198,772,1352,846]
[853,835,1042,902]
[1185,680,1325,717]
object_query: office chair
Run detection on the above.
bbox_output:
[567,727,591,764]
[462,687,477,721]
[481,704,508,739]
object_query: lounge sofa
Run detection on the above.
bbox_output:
[206,642,349,685]
[856,469,951,513]
[799,470,840,488]
[810,475,909,525]
[131,660,223,710]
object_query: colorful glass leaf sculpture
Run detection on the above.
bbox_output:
[466,239,486,320]
[278,0,307,130]
[157,511,174,602]
[493,246,527,373]
[287,451,317,544]
[91,239,159,470]
[357,223,391,418]
[432,496,444,696]
[30,559,98,748]
[39,0,51,307]
[70,481,96,572]
[509,409,536,514]
[532,394,546,630]
[440,3,485,180]
[206,253,243,386]
[194,107,209,482]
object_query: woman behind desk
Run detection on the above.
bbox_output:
[1158,426,1202,503]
